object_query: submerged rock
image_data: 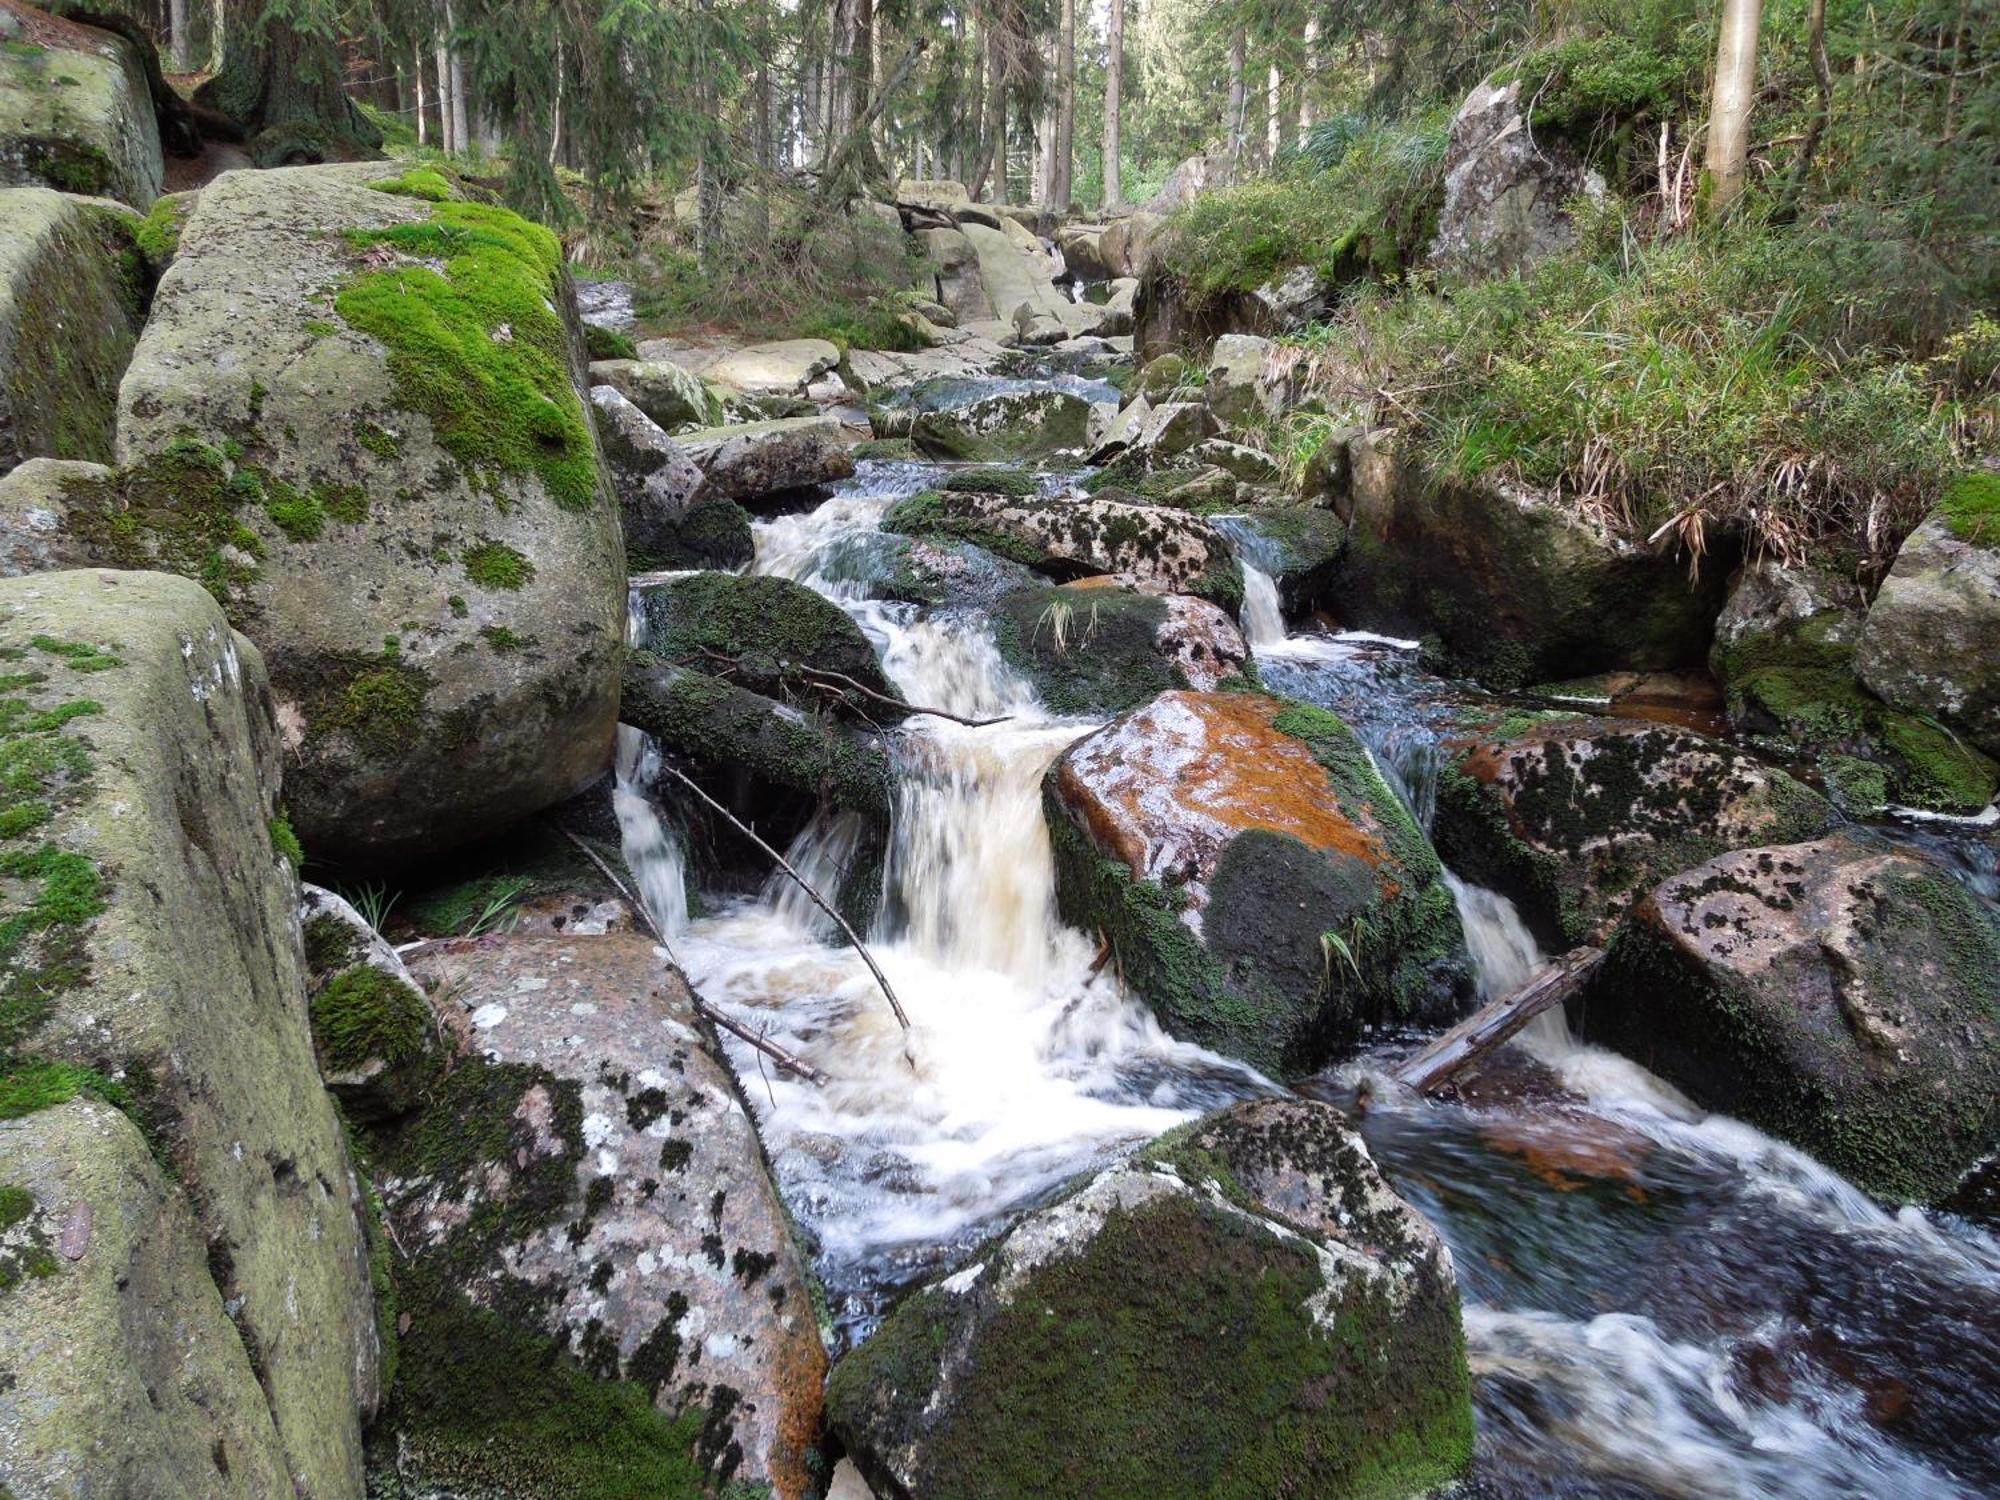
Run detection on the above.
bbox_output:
[911,387,1095,462]
[0,186,144,475]
[675,415,857,509]
[827,1097,1474,1500]
[1046,691,1468,1073]
[1434,710,1837,949]
[373,933,828,1499]
[0,569,378,1495]
[0,14,162,208]
[1580,831,2000,1205]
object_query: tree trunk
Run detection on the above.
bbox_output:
[197,0,380,151]
[413,45,427,148]
[433,34,452,153]
[1102,0,1122,207]
[1054,0,1075,207]
[1703,0,1763,211]
[1267,60,1282,161]
[446,1,468,157]
[167,0,186,72]
[1227,28,1246,165]
[1299,16,1317,133]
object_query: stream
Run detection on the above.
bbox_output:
[616,402,2000,1495]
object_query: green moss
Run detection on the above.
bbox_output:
[370,168,460,203]
[310,966,432,1073]
[583,324,639,361]
[636,573,889,707]
[317,483,369,523]
[303,913,363,977]
[262,477,326,541]
[0,1184,30,1231]
[0,1061,119,1120]
[447,595,469,618]
[940,467,1038,499]
[1939,470,2000,543]
[463,540,534,590]
[988,586,1180,717]
[354,420,403,459]
[335,198,600,513]
[480,625,532,653]
[329,662,430,752]
[268,814,303,871]
[134,194,189,267]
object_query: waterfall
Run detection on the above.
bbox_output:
[612,725,689,940]
[1211,514,1289,651]
[1441,871,1543,999]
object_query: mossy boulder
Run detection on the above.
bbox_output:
[1856,506,2000,763]
[1330,429,1727,689]
[632,570,894,713]
[1710,557,1995,815]
[827,1097,1474,1500]
[911,387,1094,462]
[299,883,442,1122]
[373,933,829,1499]
[673,415,856,510]
[883,488,1244,610]
[0,569,378,1495]
[987,582,1249,717]
[1046,691,1468,1074]
[0,18,162,208]
[1136,351,1193,401]
[0,1098,298,1494]
[1215,505,1348,617]
[0,187,145,475]
[18,164,630,866]
[589,385,752,571]
[1433,710,1838,951]
[1201,333,1277,428]
[1578,831,2000,1205]
[589,356,724,430]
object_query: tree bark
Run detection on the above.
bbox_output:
[446,1,468,157]
[1102,0,1122,207]
[1267,60,1282,161]
[167,0,186,72]
[1703,0,1763,211]
[1054,0,1075,207]
[1299,16,1316,133]
[1227,28,1246,165]
[197,0,380,151]
[413,45,427,148]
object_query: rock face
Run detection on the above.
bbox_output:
[0,457,111,571]
[1047,692,1467,1073]
[1434,711,1837,949]
[675,416,857,508]
[1856,506,2000,762]
[0,15,162,208]
[26,164,627,866]
[590,356,725,430]
[1429,77,1604,277]
[0,187,144,475]
[298,884,442,1123]
[591,386,753,570]
[1202,333,1278,428]
[884,488,1243,607]
[1580,832,2000,1205]
[828,1097,1475,1500]
[1331,429,1726,687]
[683,338,841,397]
[0,569,378,1497]
[373,933,829,1499]
[0,1099,300,1495]
[911,388,1094,461]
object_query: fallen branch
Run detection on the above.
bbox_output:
[1392,947,1605,1095]
[553,824,832,1087]
[650,762,913,1034]
[795,664,1014,728]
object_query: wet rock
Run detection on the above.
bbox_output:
[827,1097,1474,1500]
[67,164,626,867]
[0,15,162,208]
[1856,497,2000,762]
[1217,505,1348,615]
[633,570,895,710]
[1098,276,1139,335]
[0,186,144,475]
[1580,830,2000,1205]
[1330,428,1727,688]
[0,569,378,1494]
[1154,593,1253,691]
[1047,691,1468,1072]
[0,1099,298,1495]
[1433,710,1838,949]
[883,487,1243,607]
[1202,333,1277,428]
[589,356,724,430]
[298,884,442,1122]
[590,386,746,570]
[985,583,1247,716]
[910,387,1095,461]
[374,933,828,1499]
[1714,555,1996,815]
[1429,76,1605,278]
[675,415,857,509]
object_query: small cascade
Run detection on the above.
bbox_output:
[1210,514,1289,651]
[1442,871,1543,999]
[612,725,690,939]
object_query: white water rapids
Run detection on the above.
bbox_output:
[616,455,2000,1493]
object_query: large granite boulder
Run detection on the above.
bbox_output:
[918,225,995,325]
[828,1098,1474,1500]
[884,488,1243,608]
[0,11,162,208]
[675,416,856,508]
[1330,428,1727,688]
[6,165,627,866]
[370,933,829,1499]
[1434,709,1837,950]
[590,386,752,570]
[911,387,1095,462]
[1047,691,1467,1073]
[633,570,893,709]
[1202,333,1278,428]
[1580,831,2000,1205]
[1856,486,2000,763]
[0,186,143,475]
[679,338,841,398]
[1428,76,1604,278]
[589,356,725,430]
[0,569,378,1496]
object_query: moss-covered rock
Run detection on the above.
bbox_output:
[1214,505,1347,618]
[827,1097,1474,1500]
[883,487,1244,609]
[911,387,1094,462]
[0,1098,297,1494]
[1330,428,1727,688]
[0,569,378,1495]
[0,186,145,475]
[589,355,724,431]
[32,163,626,866]
[988,582,1248,717]
[1856,508,2000,763]
[373,933,829,1499]
[1046,691,1468,1074]
[299,883,442,1122]
[1577,830,2000,1205]
[0,19,163,208]
[588,385,752,570]
[1433,710,1838,950]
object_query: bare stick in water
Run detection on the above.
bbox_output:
[553,823,834,1087]
[649,762,915,1033]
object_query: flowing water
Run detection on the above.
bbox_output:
[616,434,2000,1492]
